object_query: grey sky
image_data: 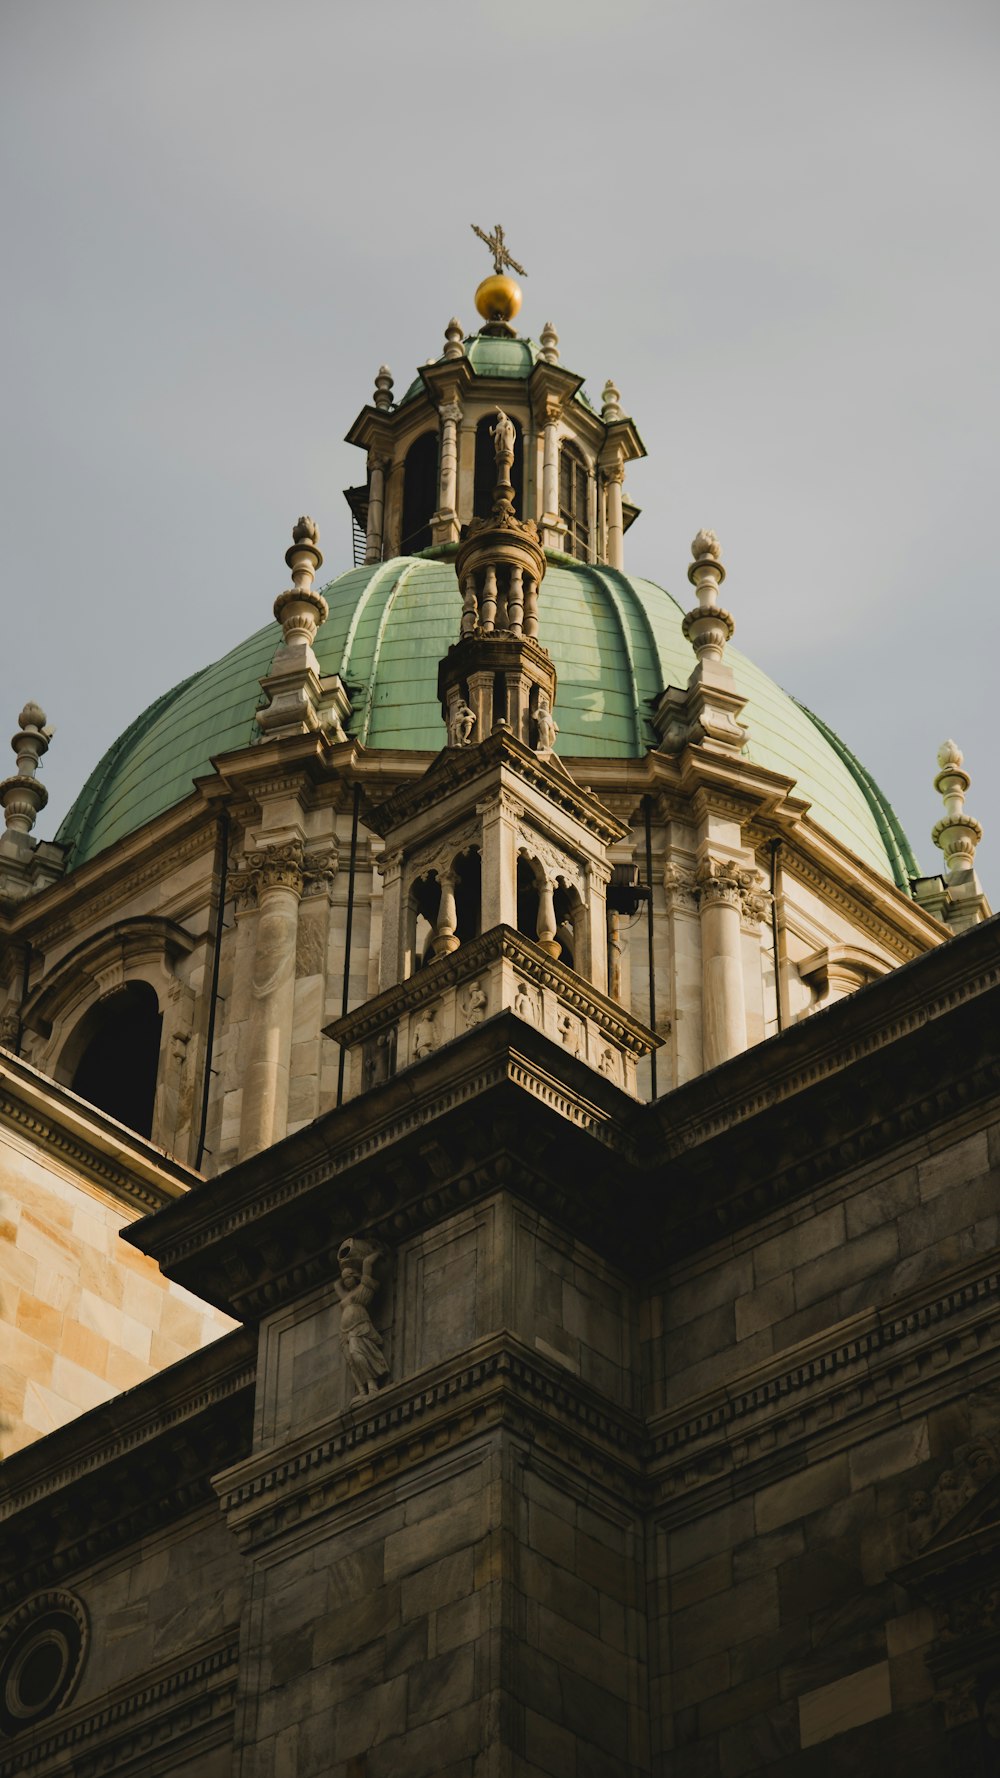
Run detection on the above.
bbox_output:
[2,0,997,891]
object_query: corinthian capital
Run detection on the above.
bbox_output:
[696,855,769,921]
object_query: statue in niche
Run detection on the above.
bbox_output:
[490,408,516,470]
[534,692,558,755]
[514,980,536,1023]
[557,1013,581,1055]
[598,1047,616,1077]
[464,981,488,1026]
[413,1006,438,1058]
[335,1237,390,1400]
[449,699,477,748]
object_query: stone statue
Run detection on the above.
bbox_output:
[413,1006,438,1058]
[490,409,516,469]
[534,693,558,755]
[514,980,536,1023]
[449,699,476,748]
[464,981,488,1026]
[335,1237,390,1399]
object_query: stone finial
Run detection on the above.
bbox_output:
[683,529,733,665]
[275,515,327,648]
[1,701,52,838]
[932,739,983,875]
[601,379,623,423]
[259,517,351,742]
[373,365,394,411]
[443,318,465,361]
[539,321,560,365]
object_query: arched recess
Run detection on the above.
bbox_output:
[559,440,591,560]
[474,414,523,519]
[400,431,439,555]
[64,983,162,1138]
[20,916,198,1151]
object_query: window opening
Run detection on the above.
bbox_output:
[69,982,162,1138]
[559,442,590,560]
[401,431,439,554]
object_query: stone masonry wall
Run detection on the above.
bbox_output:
[646,1093,1000,1774]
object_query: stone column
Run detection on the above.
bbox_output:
[604,457,625,570]
[377,849,405,984]
[437,401,461,517]
[479,791,523,930]
[541,400,561,539]
[696,857,747,1070]
[431,871,460,956]
[467,669,494,739]
[365,452,388,564]
[238,845,305,1159]
[536,877,560,958]
[587,861,611,994]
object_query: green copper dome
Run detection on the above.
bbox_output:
[56,555,918,886]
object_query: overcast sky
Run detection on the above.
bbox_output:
[2,0,997,894]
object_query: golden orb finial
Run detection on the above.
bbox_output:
[474,274,522,325]
[471,223,526,330]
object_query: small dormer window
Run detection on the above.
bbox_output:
[559,442,590,560]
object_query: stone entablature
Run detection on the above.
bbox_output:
[324,923,660,1097]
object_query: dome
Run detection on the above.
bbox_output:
[401,335,539,405]
[57,555,917,887]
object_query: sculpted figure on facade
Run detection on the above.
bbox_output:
[514,980,536,1023]
[335,1237,390,1400]
[534,692,558,756]
[448,700,477,748]
[464,981,488,1026]
[490,409,516,471]
[413,1006,438,1058]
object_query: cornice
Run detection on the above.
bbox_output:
[364,730,627,846]
[324,925,659,1058]
[214,1336,644,1549]
[0,1331,255,1611]
[642,919,1000,1167]
[0,1051,201,1214]
[0,1633,239,1777]
[649,1255,1000,1499]
[4,822,214,950]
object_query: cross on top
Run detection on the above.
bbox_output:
[471,222,527,279]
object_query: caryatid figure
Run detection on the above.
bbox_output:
[335,1237,390,1399]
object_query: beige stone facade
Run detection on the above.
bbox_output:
[1,1052,234,1456]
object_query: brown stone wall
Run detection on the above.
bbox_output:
[646,1096,1000,1774]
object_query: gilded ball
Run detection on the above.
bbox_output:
[475,274,522,324]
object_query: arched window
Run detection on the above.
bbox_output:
[559,442,590,560]
[474,415,523,519]
[68,982,162,1138]
[401,431,439,555]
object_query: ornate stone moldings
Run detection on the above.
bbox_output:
[906,1433,1000,1553]
[0,1635,239,1778]
[695,855,770,923]
[215,1336,644,1550]
[228,841,337,910]
[0,1590,88,1739]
